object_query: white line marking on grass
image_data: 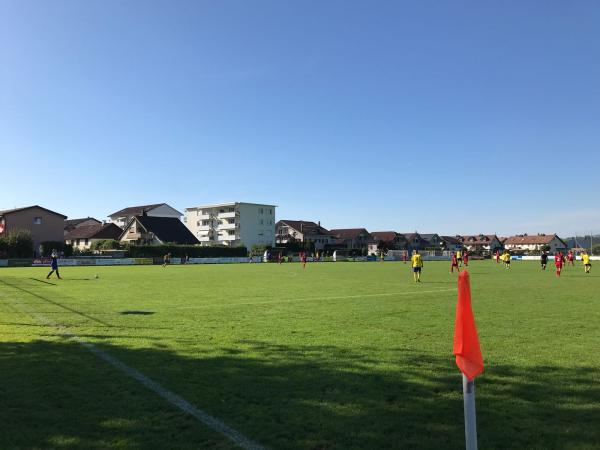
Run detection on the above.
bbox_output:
[178,288,458,309]
[4,294,265,450]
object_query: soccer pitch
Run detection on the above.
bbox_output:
[1,261,598,449]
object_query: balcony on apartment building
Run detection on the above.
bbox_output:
[218,211,236,219]
[219,222,237,230]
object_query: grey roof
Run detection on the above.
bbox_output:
[0,205,67,219]
[108,203,182,218]
[126,216,199,245]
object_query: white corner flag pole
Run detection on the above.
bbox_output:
[462,374,478,450]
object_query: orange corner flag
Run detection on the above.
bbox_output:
[453,271,484,380]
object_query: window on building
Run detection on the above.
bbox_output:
[76,239,80,245]
[260,219,264,225]
[85,239,89,245]
[228,207,234,212]
[269,209,272,214]
[259,208,263,214]
[227,218,235,224]
[33,217,42,225]
[227,230,235,235]
[202,220,209,226]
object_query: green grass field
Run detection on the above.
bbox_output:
[1,260,599,450]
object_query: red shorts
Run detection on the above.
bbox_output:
[555,263,563,268]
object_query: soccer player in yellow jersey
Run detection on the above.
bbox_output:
[582,251,591,274]
[502,250,511,269]
[411,250,424,282]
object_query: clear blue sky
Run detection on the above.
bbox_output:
[1,0,599,236]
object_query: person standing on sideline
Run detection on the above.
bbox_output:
[162,253,171,268]
[540,251,548,270]
[450,252,460,273]
[582,251,592,274]
[411,250,423,282]
[46,250,61,279]
[554,251,563,277]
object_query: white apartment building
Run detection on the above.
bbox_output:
[185,202,276,248]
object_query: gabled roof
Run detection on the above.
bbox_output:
[277,220,333,236]
[330,228,371,239]
[0,205,67,219]
[64,217,101,228]
[371,231,405,242]
[441,236,462,245]
[459,235,499,245]
[402,232,425,241]
[504,234,565,246]
[109,203,181,218]
[124,216,199,245]
[420,233,442,243]
[65,223,123,240]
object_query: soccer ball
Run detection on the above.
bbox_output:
[95,274,99,279]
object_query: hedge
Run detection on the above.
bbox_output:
[90,239,121,251]
[126,245,248,258]
[39,241,73,257]
[0,229,34,258]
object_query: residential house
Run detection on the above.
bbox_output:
[65,223,123,250]
[458,235,503,254]
[119,216,199,245]
[420,233,445,250]
[402,232,430,253]
[64,217,101,235]
[108,203,182,228]
[368,231,407,254]
[0,205,67,254]
[185,202,276,248]
[276,220,336,250]
[440,236,464,253]
[503,234,567,254]
[330,228,372,250]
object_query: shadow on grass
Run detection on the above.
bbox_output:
[1,339,598,450]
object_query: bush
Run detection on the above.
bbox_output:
[0,229,34,258]
[90,239,121,251]
[39,241,73,257]
[251,244,272,255]
[126,244,248,258]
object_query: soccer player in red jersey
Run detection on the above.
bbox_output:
[495,250,500,264]
[554,251,563,277]
[567,250,575,266]
[462,250,469,267]
[301,251,307,269]
[450,252,460,273]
